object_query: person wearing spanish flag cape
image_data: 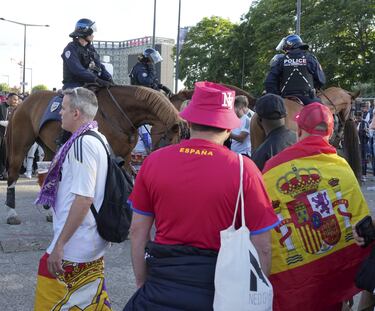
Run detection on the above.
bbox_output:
[262,102,371,311]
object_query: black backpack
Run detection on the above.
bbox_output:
[83,131,133,243]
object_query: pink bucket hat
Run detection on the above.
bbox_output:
[180,81,240,130]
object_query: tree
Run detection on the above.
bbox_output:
[178,16,236,88]
[0,83,10,93]
[32,84,48,93]
[238,0,375,94]
[177,0,375,95]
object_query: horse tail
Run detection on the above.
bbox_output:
[5,113,14,172]
[343,118,361,180]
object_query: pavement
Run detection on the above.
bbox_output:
[0,174,375,311]
[0,177,136,311]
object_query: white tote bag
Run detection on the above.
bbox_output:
[213,154,273,311]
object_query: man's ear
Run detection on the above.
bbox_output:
[73,109,80,119]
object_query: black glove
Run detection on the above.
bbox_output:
[95,78,111,88]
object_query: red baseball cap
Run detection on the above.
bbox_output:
[295,102,334,136]
[180,81,240,130]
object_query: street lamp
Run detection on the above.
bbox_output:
[175,0,182,93]
[0,17,49,95]
[26,67,32,91]
[296,0,301,35]
[152,0,157,48]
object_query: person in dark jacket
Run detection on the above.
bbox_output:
[252,94,296,171]
[264,34,325,105]
[129,48,172,96]
[62,18,112,90]
[0,93,19,180]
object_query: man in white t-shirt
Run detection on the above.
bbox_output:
[131,125,151,174]
[34,87,112,310]
[230,95,251,156]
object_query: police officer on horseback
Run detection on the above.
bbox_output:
[129,48,172,96]
[264,34,326,105]
[62,18,112,90]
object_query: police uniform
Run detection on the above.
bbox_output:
[62,40,112,90]
[264,48,326,105]
[129,62,157,89]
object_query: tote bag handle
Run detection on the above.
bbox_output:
[231,154,245,228]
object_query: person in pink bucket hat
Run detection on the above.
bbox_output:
[123,81,278,311]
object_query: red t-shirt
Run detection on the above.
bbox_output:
[129,138,279,251]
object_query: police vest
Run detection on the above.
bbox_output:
[280,54,315,97]
[63,41,99,84]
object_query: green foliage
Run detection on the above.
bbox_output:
[32,84,48,93]
[0,83,10,93]
[178,16,236,89]
[177,0,375,96]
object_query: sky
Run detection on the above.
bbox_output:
[0,0,253,92]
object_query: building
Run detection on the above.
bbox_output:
[93,36,175,90]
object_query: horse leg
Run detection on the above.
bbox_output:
[6,123,36,225]
[343,119,361,181]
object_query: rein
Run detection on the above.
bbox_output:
[319,89,346,125]
[105,87,169,153]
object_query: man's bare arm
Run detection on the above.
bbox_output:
[47,195,92,275]
[130,213,154,288]
[251,230,272,276]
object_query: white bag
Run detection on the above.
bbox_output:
[213,154,273,311]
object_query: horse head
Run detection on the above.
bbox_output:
[169,89,194,111]
[151,121,181,150]
[348,89,361,101]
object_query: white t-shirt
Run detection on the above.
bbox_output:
[231,114,251,155]
[133,125,151,154]
[47,129,109,262]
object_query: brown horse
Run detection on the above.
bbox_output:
[5,85,180,225]
[250,87,361,177]
[169,83,256,111]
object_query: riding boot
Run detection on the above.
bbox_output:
[55,129,71,149]
[24,157,33,179]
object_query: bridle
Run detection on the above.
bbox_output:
[104,87,172,153]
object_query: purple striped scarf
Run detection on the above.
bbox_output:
[35,121,98,210]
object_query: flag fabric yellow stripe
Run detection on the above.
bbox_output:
[263,152,369,275]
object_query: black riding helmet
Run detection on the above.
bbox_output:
[69,18,97,38]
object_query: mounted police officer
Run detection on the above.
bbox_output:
[129,48,172,96]
[62,18,112,90]
[264,34,325,105]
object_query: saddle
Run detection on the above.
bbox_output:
[284,96,304,106]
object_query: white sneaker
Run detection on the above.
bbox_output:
[361,176,367,182]
[24,172,32,179]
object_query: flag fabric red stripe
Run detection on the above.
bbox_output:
[270,244,370,311]
[263,136,336,174]
[37,253,55,279]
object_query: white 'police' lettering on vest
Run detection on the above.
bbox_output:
[283,58,307,66]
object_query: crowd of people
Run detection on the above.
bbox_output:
[23,82,372,311]
[1,23,375,310]
[356,100,375,182]
[0,92,45,180]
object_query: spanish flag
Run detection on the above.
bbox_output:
[263,136,371,311]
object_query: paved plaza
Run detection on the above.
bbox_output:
[0,174,375,311]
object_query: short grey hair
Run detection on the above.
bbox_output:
[63,87,98,120]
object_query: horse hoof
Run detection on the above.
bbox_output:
[46,215,53,223]
[6,216,21,225]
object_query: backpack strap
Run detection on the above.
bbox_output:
[81,130,110,221]
[83,130,111,157]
